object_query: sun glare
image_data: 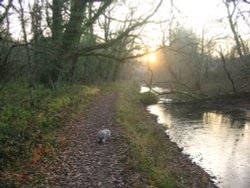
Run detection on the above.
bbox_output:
[148,53,156,63]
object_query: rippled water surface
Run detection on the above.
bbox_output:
[147,100,250,188]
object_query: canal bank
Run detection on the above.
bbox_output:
[115,82,216,187]
[144,86,250,188]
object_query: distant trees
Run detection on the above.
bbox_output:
[154,27,209,96]
[223,0,249,65]
[143,0,250,99]
[152,22,250,99]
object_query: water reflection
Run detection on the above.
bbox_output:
[140,86,172,104]
[140,86,170,93]
[148,104,250,188]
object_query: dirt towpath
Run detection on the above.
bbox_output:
[28,91,140,187]
[19,90,217,188]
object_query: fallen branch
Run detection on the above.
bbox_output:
[151,88,201,99]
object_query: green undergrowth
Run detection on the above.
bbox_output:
[115,82,185,188]
[139,91,158,105]
[0,82,100,172]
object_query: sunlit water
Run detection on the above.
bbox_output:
[141,87,250,188]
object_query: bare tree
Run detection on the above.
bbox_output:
[17,0,34,106]
[223,0,248,65]
[0,0,13,25]
[218,48,237,94]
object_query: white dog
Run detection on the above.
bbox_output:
[97,129,111,143]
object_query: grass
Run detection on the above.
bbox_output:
[116,83,211,188]
[115,82,184,187]
[0,82,100,172]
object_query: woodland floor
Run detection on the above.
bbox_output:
[21,91,146,187]
[17,90,217,188]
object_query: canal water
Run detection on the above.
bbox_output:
[142,87,250,188]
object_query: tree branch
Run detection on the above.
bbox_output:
[84,0,113,28]
[218,48,237,94]
[0,0,13,24]
[243,0,250,4]
[72,0,163,58]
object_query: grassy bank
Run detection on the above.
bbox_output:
[0,83,100,174]
[0,82,214,187]
[115,82,213,187]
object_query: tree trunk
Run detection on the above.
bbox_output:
[225,1,246,65]
[62,0,87,50]
[52,0,63,41]
[219,50,237,94]
[18,0,34,106]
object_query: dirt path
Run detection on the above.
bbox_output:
[29,91,138,187]
[19,90,217,188]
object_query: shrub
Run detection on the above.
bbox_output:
[139,91,158,105]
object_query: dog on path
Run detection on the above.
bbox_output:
[97,129,111,144]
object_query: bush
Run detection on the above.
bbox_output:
[139,91,158,105]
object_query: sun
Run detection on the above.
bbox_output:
[148,52,156,63]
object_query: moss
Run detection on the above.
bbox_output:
[139,91,158,105]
